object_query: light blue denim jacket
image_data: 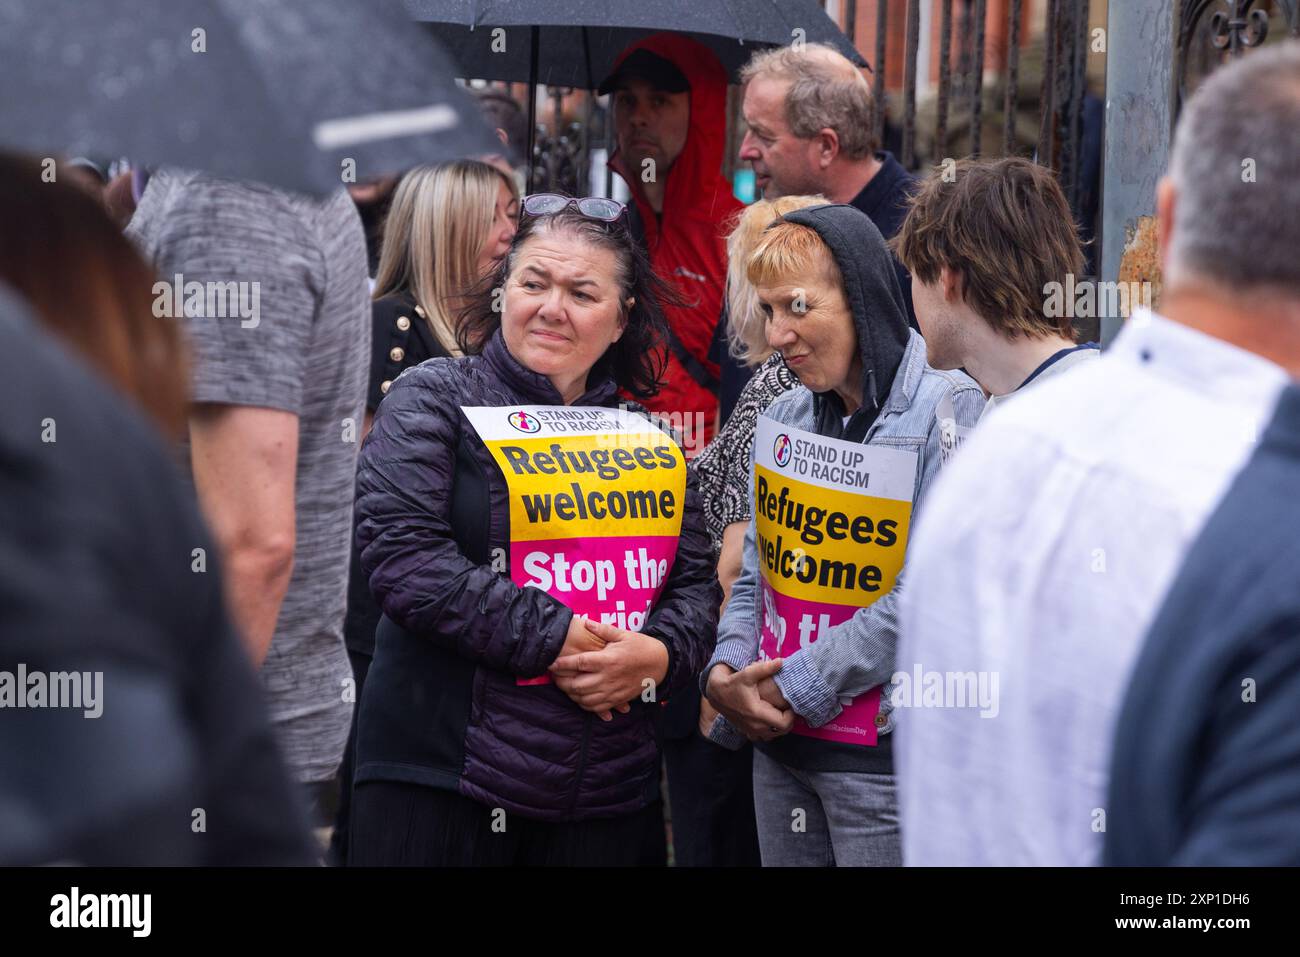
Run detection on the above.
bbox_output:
[700,329,985,749]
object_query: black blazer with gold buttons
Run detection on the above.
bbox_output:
[366,289,453,413]
[349,288,455,660]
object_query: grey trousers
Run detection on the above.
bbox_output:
[752,749,901,867]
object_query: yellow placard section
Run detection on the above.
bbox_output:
[753,463,912,607]
[482,432,687,542]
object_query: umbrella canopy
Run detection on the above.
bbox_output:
[407,0,866,86]
[0,0,500,195]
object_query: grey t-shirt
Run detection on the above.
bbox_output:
[128,170,370,784]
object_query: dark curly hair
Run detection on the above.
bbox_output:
[457,205,678,398]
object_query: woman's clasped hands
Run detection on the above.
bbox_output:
[549,615,669,722]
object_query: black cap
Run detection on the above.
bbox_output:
[598,49,690,96]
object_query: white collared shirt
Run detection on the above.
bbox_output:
[896,308,1288,866]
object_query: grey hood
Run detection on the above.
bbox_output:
[779,203,911,442]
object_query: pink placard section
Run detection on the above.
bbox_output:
[759,582,881,746]
[514,535,680,686]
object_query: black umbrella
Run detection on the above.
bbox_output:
[406,0,865,192]
[409,1,866,87]
[0,0,500,195]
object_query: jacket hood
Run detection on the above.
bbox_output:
[607,33,736,237]
[779,203,911,441]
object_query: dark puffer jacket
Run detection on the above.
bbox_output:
[353,330,720,821]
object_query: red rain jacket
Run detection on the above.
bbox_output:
[608,33,743,452]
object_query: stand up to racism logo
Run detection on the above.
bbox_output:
[773,432,793,468]
[508,410,542,433]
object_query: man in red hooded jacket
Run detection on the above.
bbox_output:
[600,34,743,454]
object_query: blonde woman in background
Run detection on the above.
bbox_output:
[661,194,823,869]
[332,158,517,865]
[366,160,519,432]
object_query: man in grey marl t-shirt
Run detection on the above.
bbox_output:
[128,170,370,798]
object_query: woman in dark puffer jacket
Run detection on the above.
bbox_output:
[350,199,720,865]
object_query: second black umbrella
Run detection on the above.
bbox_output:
[0,0,501,194]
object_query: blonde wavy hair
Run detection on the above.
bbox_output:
[373,160,518,355]
[724,194,825,367]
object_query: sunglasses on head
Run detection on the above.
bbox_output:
[521,192,627,224]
